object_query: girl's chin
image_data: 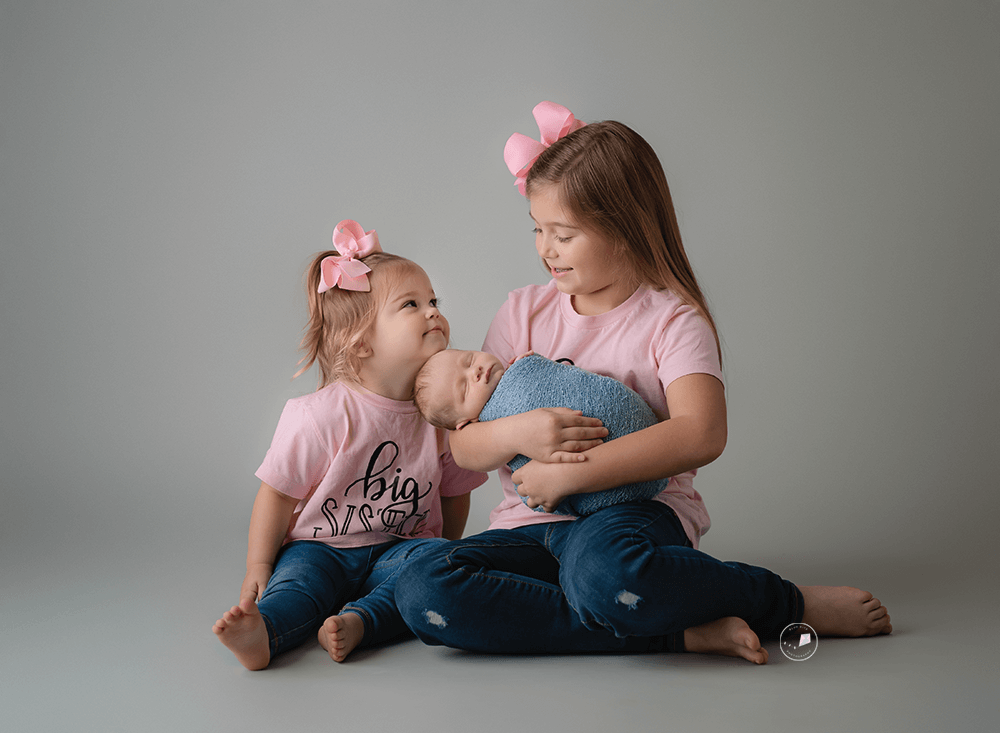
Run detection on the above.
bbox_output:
[551,277,577,293]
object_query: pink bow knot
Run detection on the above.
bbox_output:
[317,220,383,293]
[503,101,586,196]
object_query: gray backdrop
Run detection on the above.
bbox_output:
[2,2,997,731]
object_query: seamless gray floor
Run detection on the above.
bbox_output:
[3,517,994,733]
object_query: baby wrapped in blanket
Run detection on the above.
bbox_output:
[414,351,667,516]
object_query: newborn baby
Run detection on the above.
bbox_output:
[414,351,668,516]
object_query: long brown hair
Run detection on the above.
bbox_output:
[526,121,720,357]
[296,251,419,388]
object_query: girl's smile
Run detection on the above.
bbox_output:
[528,184,635,316]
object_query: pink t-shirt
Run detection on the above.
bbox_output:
[256,382,487,548]
[481,281,723,549]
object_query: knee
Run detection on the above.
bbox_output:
[559,537,657,623]
[394,546,454,643]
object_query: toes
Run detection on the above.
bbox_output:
[238,598,257,614]
[856,588,874,601]
[869,613,892,635]
[328,618,344,640]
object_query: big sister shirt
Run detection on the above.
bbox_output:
[256,382,487,548]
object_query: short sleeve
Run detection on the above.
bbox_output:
[654,305,724,392]
[437,431,488,497]
[255,399,332,499]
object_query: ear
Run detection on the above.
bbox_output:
[356,342,373,359]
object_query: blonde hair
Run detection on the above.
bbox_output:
[296,251,421,388]
[413,357,459,430]
[526,120,721,358]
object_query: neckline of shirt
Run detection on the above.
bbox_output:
[557,284,648,329]
[335,381,420,414]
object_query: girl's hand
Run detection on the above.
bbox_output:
[515,407,607,464]
[512,459,582,513]
[240,563,273,603]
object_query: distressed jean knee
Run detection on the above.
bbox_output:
[394,553,453,644]
[559,551,656,635]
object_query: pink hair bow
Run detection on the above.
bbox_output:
[503,101,586,196]
[317,220,383,293]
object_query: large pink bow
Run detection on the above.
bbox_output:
[317,220,383,293]
[503,101,586,196]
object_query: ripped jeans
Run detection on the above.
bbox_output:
[258,537,444,660]
[395,502,802,653]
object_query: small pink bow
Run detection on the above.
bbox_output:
[318,220,383,293]
[503,101,586,196]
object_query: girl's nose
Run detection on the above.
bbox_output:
[535,232,554,258]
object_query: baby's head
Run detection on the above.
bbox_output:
[414,349,507,430]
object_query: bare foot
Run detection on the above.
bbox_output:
[212,599,270,670]
[684,616,768,664]
[317,612,365,663]
[799,585,893,637]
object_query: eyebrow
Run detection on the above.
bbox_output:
[389,289,433,305]
[528,209,580,230]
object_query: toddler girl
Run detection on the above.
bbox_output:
[212,220,486,669]
[396,103,891,663]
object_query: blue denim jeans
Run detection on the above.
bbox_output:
[395,502,803,653]
[258,537,444,660]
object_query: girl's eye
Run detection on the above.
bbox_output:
[429,298,440,308]
[533,226,570,244]
[403,300,417,308]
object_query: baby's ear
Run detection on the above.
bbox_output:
[454,418,477,430]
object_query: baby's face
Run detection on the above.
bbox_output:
[427,349,507,427]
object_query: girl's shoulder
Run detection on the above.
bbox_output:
[293,381,422,417]
[503,280,560,309]
[633,287,706,326]
[284,381,351,409]
[272,382,352,436]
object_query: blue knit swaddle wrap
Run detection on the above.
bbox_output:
[477,354,667,516]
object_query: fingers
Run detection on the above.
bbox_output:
[513,477,555,512]
[560,438,605,453]
[549,408,604,426]
[520,494,553,513]
[550,412,608,451]
[551,451,588,463]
